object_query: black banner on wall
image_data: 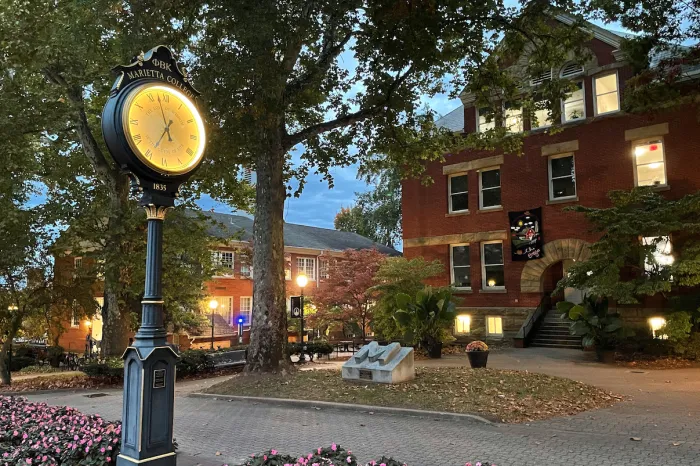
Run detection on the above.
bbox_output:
[509,208,544,261]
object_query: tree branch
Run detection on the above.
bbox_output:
[283,64,414,149]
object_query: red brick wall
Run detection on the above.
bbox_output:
[403,103,700,310]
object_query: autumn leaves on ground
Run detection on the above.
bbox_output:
[205,367,621,423]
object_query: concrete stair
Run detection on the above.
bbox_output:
[529,309,582,349]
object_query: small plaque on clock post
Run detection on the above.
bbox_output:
[153,369,166,389]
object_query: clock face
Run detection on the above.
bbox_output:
[122,83,205,175]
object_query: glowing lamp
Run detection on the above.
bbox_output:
[634,146,646,157]
[237,317,244,324]
[296,274,308,288]
[487,279,496,287]
[208,299,219,310]
[649,317,666,331]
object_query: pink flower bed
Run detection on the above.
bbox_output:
[0,396,120,466]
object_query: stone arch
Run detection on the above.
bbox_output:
[520,239,591,293]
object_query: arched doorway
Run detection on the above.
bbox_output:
[520,238,591,301]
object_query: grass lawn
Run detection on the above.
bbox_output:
[204,367,621,423]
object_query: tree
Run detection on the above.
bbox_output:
[0,1,251,355]
[370,256,445,340]
[334,168,402,248]
[193,0,565,372]
[556,188,700,304]
[312,249,387,342]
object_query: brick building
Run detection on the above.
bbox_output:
[57,211,398,353]
[402,20,700,345]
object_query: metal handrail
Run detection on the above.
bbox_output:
[515,292,551,345]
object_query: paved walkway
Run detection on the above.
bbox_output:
[20,348,700,466]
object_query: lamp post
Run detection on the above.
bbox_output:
[237,316,244,344]
[208,299,218,351]
[6,305,16,384]
[85,320,93,358]
[296,274,308,364]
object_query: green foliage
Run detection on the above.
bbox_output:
[558,297,633,350]
[80,358,124,379]
[370,257,444,341]
[394,287,457,353]
[288,341,334,358]
[662,312,693,344]
[176,350,214,378]
[47,345,64,368]
[9,357,36,372]
[334,168,402,248]
[557,188,700,303]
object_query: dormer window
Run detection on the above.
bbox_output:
[560,62,584,79]
[504,103,523,133]
[562,81,585,123]
[477,107,496,133]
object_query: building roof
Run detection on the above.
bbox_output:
[435,105,465,132]
[198,210,401,256]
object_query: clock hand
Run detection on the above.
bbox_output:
[165,119,174,142]
[157,95,168,126]
[154,128,168,148]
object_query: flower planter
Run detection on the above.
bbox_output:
[467,350,489,368]
[428,342,443,359]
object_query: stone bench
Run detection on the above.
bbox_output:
[207,349,247,368]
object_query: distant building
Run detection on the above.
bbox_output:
[56,211,399,353]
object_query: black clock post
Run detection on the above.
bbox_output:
[102,46,205,466]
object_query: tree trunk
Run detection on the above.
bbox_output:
[246,143,289,373]
[0,339,12,385]
[100,176,132,357]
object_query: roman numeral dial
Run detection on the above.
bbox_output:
[123,83,205,175]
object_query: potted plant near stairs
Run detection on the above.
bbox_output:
[394,287,457,359]
[466,341,489,368]
[558,297,634,363]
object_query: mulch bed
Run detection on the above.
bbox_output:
[204,367,622,423]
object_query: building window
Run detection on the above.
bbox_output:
[648,317,667,339]
[240,297,252,327]
[486,316,504,336]
[319,259,330,280]
[532,100,552,129]
[530,69,552,87]
[504,103,523,133]
[454,315,471,334]
[240,264,253,279]
[448,174,469,213]
[481,242,505,289]
[562,81,585,123]
[285,254,292,280]
[560,62,584,79]
[642,236,673,273]
[479,168,501,209]
[71,310,80,328]
[297,257,315,281]
[74,257,83,269]
[594,72,619,115]
[212,250,234,275]
[450,244,471,289]
[634,139,666,187]
[548,154,577,200]
[477,107,496,133]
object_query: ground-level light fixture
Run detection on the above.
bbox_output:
[649,317,667,339]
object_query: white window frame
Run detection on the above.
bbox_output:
[479,167,501,210]
[481,241,505,290]
[240,263,253,279]
[239,296,253,327]
[448,173,469,213]
[548,153,577,201]
[285,254,292,281]
[504,103,523,133]
[319,259,330,280]
[476,107,496,133]
[633,137,667,187]
[531,100,552,130]
[561,79,586,123]
[593,71,620,116]
[450,243,471,290]
[212,250,234,277]
[486,316,504,337]
[297,257,316,281]
[74,257,83,269]
[71,311,80,328]
[454,315,471,335]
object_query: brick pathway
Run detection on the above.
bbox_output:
[21,348,700,466]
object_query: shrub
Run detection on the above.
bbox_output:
[17,365,63,375]
[0,396,121,465]
[46,346,64,368]
[287,342,334,361]
[9,356,36,372]
[176,350,214,378]
[80,358,124,379]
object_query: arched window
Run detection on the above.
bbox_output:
[560,62,584,79]
[530,69,552,86]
